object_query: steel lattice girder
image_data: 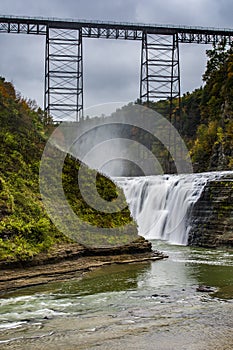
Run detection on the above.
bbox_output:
[1,16,233,121]
[0,16,233,43]
[140,32,181,170]
[140,33,180,104]
[44,28,83,122]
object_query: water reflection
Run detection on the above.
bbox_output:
[56,262,150,296]
[152,240,233,299]
[2,262,151,300]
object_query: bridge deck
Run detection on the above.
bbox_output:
[0,15,233,43]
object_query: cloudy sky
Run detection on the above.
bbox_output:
[0,0,233,113]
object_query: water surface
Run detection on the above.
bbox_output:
[0,241,232,349]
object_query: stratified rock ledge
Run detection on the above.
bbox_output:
[0,237,167,294]
[188,175,233,248]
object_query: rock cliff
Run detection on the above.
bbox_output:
[188,174,233,248]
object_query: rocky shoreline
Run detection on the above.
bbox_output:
[0,237,167,294]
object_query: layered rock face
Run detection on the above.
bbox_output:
[188,175,233,248]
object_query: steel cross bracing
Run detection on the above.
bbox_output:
[44,28,83,121]
[1,16,233,122]
[140,33,181,171]
[140,33,180,104]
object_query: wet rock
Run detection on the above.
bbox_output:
[0,236,154,270]
[151,293,169,298]
[0,238,167,294]
[196,285,215,293]
[188,175,233,248]
[151,293,159,298]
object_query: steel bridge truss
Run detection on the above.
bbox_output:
[140,33,181,171]
[44,30,181,122]
[45,28,83,121]
[1,16,233,122]
[140,33,180,109]
[44,29,181,122]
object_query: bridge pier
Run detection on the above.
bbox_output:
[44,27,83,122]
[44,29,181,123]
[140,32,180,115]
[140,32,181,171]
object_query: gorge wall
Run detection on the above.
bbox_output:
[188,174,233,248]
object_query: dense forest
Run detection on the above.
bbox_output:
[154,41,233,172]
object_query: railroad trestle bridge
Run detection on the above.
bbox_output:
[1,15,233,121]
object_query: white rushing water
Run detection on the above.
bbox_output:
[116,172,232,246]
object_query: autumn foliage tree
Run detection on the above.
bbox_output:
[190,41,233,171]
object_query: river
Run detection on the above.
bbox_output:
[0,241,232,350]
[0,173,233,349]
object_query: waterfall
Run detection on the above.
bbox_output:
[115,172,227,245]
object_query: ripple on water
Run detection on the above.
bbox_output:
[0,242,232,349]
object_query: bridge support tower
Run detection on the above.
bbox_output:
[44,27,83,122]
[140,32,181,171]
[140,32,180,118]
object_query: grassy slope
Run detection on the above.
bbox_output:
[0,77,137,263]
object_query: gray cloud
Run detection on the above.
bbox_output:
[83,39,141,107]
[135,0,221,26]
[0,0,232,112]
[0,33,45,105]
